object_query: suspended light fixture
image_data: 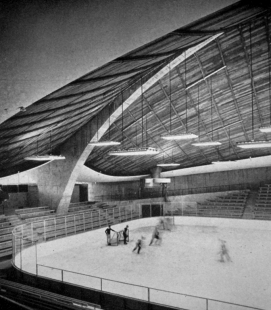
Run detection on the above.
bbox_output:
[259,127,271,133]
[25,130,66,161]
[162,133,198,140]
[157,150,180,167]
[192,75,221,147]
[88,141,120,146]
[108,147,159,156]
[237,22,271,148]
[192,141,221,147]
[109,81,158,156]
[161,133,198,140]
[157,162,180,167]
[237,141,271,148]
[161,58,197,141]
[89,98,120,146]
[25,155,65,161]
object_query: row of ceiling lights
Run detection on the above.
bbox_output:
[26,19,271,164]
[24,124,271,164]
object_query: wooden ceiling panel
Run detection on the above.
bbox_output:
[1,3,271,177]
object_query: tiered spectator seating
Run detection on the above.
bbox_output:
[1,202,139,258]
[0,208,55,258]
[166,206,198,217]
[254,184,271,219]
[68,201,97,213]
[0,215,13,257]
[15,206,54,220]
[197,191,250,218]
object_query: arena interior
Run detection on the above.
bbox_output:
[1,1,271,310]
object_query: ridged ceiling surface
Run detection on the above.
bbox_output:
[1,2,271,177]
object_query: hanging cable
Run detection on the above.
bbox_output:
[169,63,172,134]
[145,97,148,147]
[108,99,111,140]
[136,122,137,146]
[49,129,52,154]
[122,91,124,144]
[141,78,144,147]
[250,22,254,141]
[198,84,200,140]
[211,76,213,141]
[96,114,99,141]
[229,127,231,157]
[185,51,188,133]
[267,15,271,125]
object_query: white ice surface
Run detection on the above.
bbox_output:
[16,217,271,310]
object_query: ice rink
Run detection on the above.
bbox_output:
[17,217,271,310]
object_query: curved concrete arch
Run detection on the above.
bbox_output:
[31,33,223,215]
[93,33,223,144]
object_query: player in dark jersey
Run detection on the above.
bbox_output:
[105,225,116,245]
[123,225,129,244]
[132,238,142,254]
[219,239,232,262]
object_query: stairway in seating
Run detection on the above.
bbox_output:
[242,190,257,219]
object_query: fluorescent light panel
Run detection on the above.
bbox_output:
[259,126,271,133]
[88,140,120,146]
[237,141,271,148]
[161,133,198,140]
[153,178,171,184]
[108,147,159,156]
[24,155,66,161]
[157,163,180,167]
[192,141,221,146]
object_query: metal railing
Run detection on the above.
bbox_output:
[167,184,251,196]
[12,204,141,270]
[33,263,264,310]
[12,203,266,310]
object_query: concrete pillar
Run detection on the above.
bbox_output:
[150,167,162,178]
[34,123,96,214]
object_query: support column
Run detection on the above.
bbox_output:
[29,34,221,215]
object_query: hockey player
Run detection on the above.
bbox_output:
[132,238,142,254]
[123,225,129,244]
[219,239,232,262]
[105,225,116,245]
[149,226,161,246]
[159,217,165,229]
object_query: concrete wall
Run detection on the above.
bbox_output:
[27,185,39,208]
[170,167,271,191]
[71,185,80,203]
[1,163,270,214]
[87,166,271,201]
[8,193,28,209]
[0,184,39,215]
[88,180,140,201]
